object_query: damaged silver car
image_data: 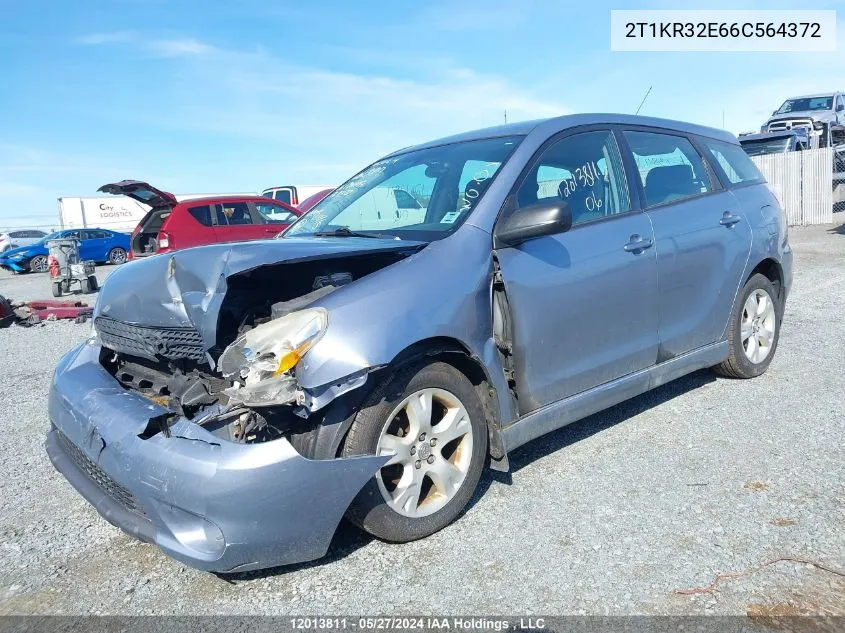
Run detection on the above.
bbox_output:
[47,114,792,572]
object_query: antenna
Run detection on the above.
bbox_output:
[504,109,508,124]
[635,86,652,115]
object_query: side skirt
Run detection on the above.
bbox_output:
[501,341,729,453]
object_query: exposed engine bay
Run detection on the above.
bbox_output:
[99,250,414,443]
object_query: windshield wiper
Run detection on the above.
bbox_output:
[313,226,392,239]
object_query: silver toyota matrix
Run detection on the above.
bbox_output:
[47,114,792,572]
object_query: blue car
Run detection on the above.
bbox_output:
[0,228,130,273]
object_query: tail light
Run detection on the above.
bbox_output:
[157,231,172,251]
[47,255,60,278]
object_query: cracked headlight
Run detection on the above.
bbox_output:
[218,308,328,407]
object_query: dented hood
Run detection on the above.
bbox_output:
[95,237,423,349]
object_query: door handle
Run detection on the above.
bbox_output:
[623,234,654,253]
[720,212,742,227]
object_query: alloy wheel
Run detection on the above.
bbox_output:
[30,256,48,273]
[110,248,127,264]
[375,388,474,518]
[741,289,776,364]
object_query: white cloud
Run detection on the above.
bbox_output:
[147,38,217,57]
[75,32,135,45]
[2,36,569,222]
[135,42,567,146]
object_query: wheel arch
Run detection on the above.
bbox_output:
[296,336,509,470]
[746,257,784,305]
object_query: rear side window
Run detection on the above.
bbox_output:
[624,131,712,207]
[218,202,253,225]
[700,138,766,186]
[273,190,293,205]
[188,204,213,226]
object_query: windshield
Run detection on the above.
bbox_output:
[39,231,64,243]
[740,137,793,156]
[775,96,833,114]
[283,136,523,241]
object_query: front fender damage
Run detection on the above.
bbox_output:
[100,246,415,447]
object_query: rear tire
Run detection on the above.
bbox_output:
[713,273,781,379]
[29,255,48,273]
[86,275,98,292]
[342,361,488,543]
[108,247,127,265]
[51,282,62,298]
[80,279,91,294]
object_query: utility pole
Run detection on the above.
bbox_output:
[635,86,652,115]
[504,109,508,125]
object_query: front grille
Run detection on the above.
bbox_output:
[96,316,205,361]
[56,429,147,518]
[768,118,813,132]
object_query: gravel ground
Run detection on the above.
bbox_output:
[0,224,842,616]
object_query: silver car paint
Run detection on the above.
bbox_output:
[48,341,389,572]
[47,114,792,571]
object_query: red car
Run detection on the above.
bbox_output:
[99,181,301,259]
[296,188,334,213]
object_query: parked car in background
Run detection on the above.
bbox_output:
[762,92,845,148]
[0,229,48,253]
[295,188,334,213]
[262,184,333,206]
[99,181,302,259]
[48,114,791,573]
[0,228,129,273]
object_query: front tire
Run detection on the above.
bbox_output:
[342,361,488,542]
[29,255,48,273]
[713,273,781,379]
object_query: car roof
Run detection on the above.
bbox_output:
[388,113,736,156]
[179,195,297,210]
[784,93,838,100]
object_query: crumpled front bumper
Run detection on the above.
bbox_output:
[47,341,387,573]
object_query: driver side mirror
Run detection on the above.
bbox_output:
[837,104,844,112]
[495,199,573,247]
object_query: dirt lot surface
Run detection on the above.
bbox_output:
[0,224,842,616]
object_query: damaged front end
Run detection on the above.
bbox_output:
[45,239,430,571]
[92,239,421,447]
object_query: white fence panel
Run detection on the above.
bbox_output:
[751,148,833,226]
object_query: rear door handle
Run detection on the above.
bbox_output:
[720,212,742,227]
[623,234,654,253]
